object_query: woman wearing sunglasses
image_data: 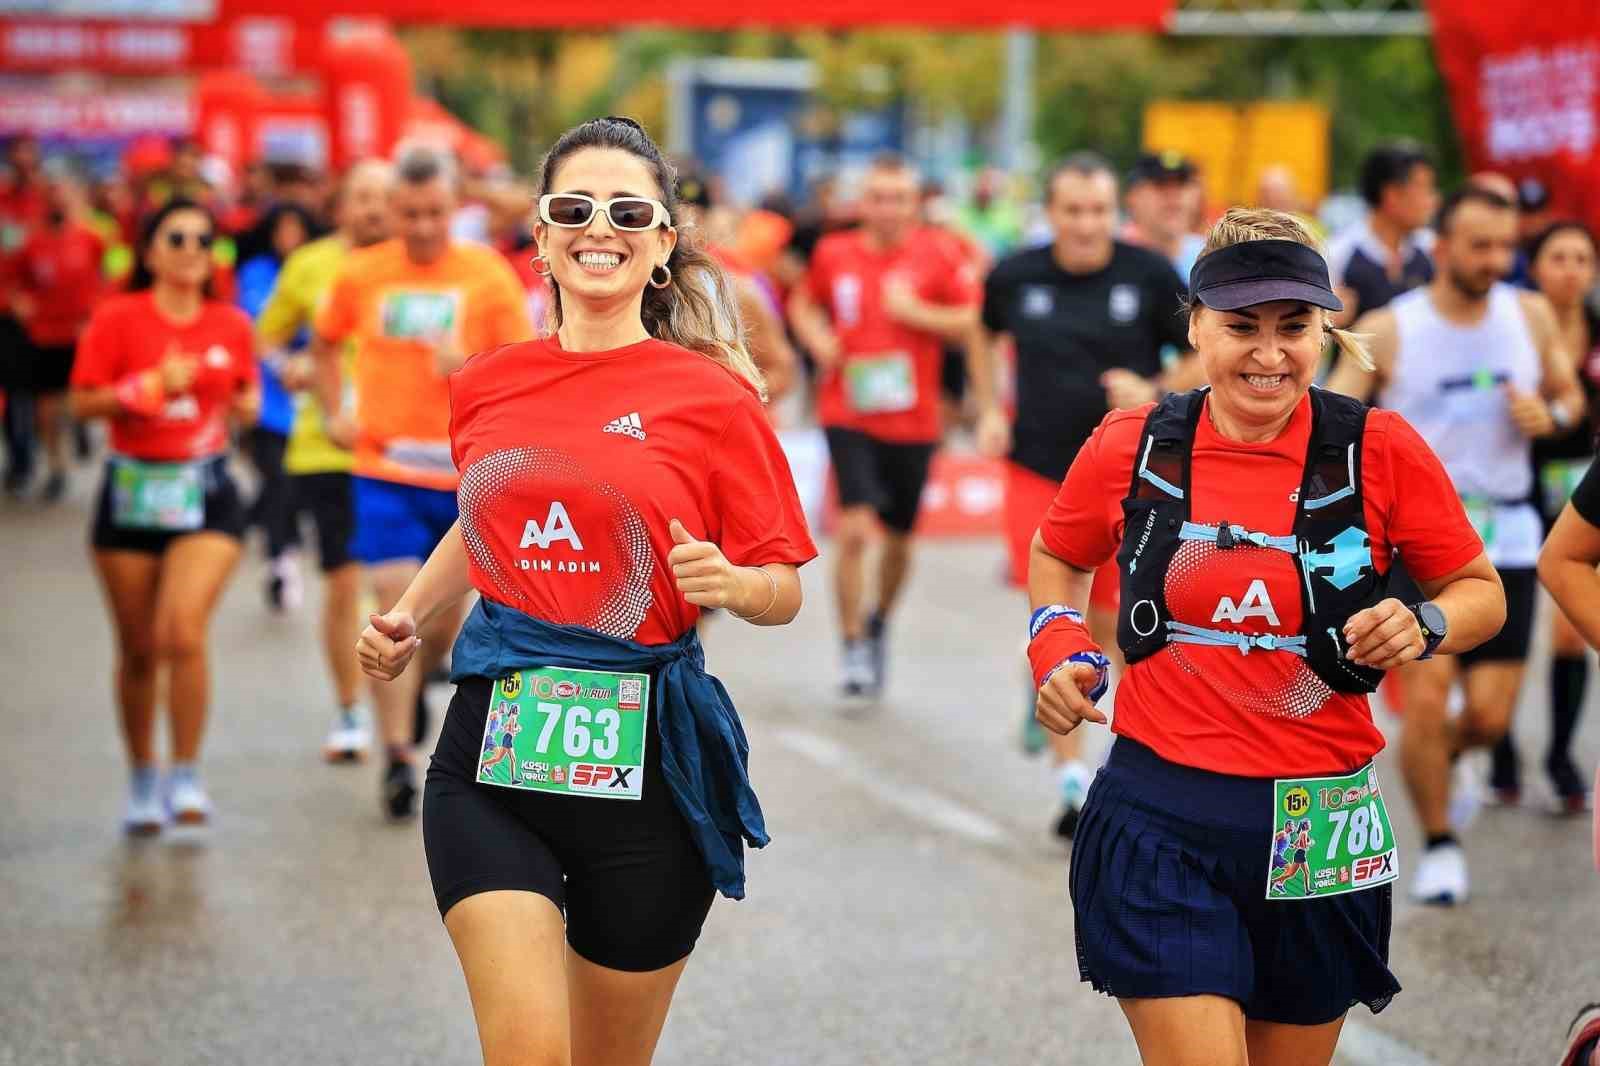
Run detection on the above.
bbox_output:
[68,198,260,834]
[356,117,815,1065]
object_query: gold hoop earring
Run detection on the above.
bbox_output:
[530,254,552,277]
[649,264,672,289]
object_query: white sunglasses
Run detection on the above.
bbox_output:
[538,193,668,232]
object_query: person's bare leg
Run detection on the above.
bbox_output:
[443,891,572,1066]
[1456,661,1528,753]
[1119,995,1247,1066]
[35,391,66,479]
[832,506,875,643]
[152,532,242,763]
[1245,1015,1348,1066]
[323,562,364,708]
[568,948,692,1066]
[92,550,163,765]
[368,560,425,752]
[1398,656,1458,837]
[875,529,914,619]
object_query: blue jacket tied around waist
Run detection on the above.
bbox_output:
[450,597,769,900]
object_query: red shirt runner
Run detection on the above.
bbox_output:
[1040,391,1482,777]
[450,337,817,645]
[72,292,257,461]
[806,227,979,443]
[13,222,104,347]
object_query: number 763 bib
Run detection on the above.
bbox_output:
[477,666,650,800]
[1266,764,1398,900]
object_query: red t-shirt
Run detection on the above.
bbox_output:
[1039,391,1483,777]
[807,227,979,443]
[449,336,817,645]
[14,223,104,347]
[71,292,257,461]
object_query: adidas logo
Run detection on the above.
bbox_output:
[602,412,646,440]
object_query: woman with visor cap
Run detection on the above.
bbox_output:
[1025,207,1505,1064]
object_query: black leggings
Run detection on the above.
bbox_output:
[242,427,298,559]
[423,677,716,972]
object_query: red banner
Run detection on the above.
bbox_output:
[0,16,322,76]
[1429,0,1600,233]
[224,0,1170,29]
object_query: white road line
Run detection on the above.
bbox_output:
[1338,1021,1443,1066]
[774,729,1013,847]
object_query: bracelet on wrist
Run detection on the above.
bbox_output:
[1030,604,1086,641]
[730,566,780,622]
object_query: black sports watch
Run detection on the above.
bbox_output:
[1409,601,1448,660]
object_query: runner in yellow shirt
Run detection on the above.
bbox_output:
[261,159,394,763]
[312,143,532,819]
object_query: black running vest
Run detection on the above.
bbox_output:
[1115,386,1389,695]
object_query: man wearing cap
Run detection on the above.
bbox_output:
[1121,150,1208,282]
[1330,184,1585,906]
[972,151,1198,839]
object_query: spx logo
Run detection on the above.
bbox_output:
[569,763,638,794]
[520,501,584,551]
[1212,579,1280,626]
[1352,850,1396,886]
[1303,526,1373,591]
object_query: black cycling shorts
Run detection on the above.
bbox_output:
[423,676,715,972]
[290,472,355,572]
[90,456,246,554]
[1388,560,1536,666]
[824,426,936,534]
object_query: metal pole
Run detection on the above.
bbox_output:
[1001,27,1036,175]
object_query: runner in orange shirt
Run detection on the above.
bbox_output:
[313,144,532,819]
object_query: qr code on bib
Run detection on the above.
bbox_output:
[619,679,643,710]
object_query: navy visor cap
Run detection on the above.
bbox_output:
[1189,238,1344,313]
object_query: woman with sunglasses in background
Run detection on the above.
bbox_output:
[356,117,815,1065]
[69,199,259,834]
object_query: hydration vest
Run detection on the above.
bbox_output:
[1115,386,1389,695]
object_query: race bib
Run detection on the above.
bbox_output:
[380,290,459,341]
[844,351,916,414]
[477,666,649,800]
[110,459,203,531]
[383,438,456,474]
[1542,458,1592,516]
[1267,764,1398,900]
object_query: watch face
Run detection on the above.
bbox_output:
[1418,602,1447,637]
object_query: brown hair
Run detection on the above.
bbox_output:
[536,117,764,399]
[1189,207,1373,372]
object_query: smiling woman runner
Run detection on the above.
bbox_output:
[68,199,259,836]
[1026,208,1506,1066]
[355,117,815,1066]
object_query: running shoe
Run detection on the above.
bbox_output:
[166,776,212,827]
[1410,842,1469,905]
[1052,762,1091,843]
[323,705,373,763]
[1560,1003,1600,1066]
[1548,756,1592,816]
[266,552,303,613]
[383,760,418,820]
[841,639,876,700]
[864,611,888,695]
[124,788,166,837]
[413,689,432,745]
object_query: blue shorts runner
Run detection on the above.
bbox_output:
[349,475,460,566]
[1069,736,1400,1025]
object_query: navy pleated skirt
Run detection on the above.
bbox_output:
[1068,737,1401,1025]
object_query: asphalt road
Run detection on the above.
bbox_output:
[2,468,1596,1066]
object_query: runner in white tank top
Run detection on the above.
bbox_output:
[1328,185,1585,907]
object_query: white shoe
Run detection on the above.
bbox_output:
[324,705,373,763]
[1449,756,1484,832]
[1410,842,1469,905]
[124,788,167,837]
[166,777,212,826]
[841,640,877,699]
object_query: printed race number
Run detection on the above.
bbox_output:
[1267,764,1398,901]
[477,666,648,800]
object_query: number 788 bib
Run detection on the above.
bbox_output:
[477,666,650,800]
[1266,764,1398,900]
